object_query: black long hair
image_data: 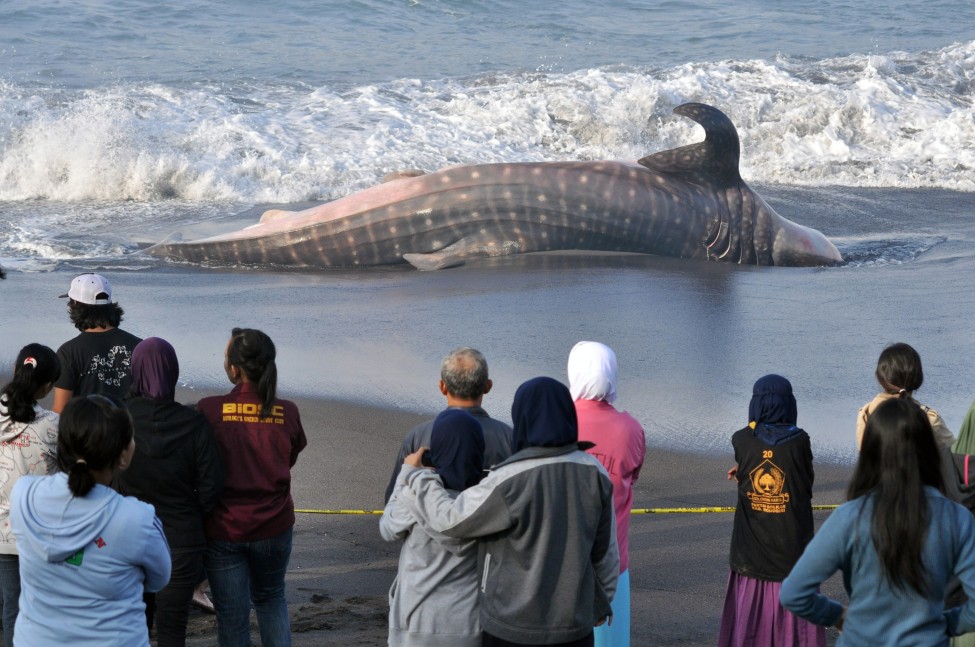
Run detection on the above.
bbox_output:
[227,327,278,419]
[1,344,61,423]
[847,397,944,596]
[57,395,134,498]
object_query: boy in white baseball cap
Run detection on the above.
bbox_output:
[53,273,142,412]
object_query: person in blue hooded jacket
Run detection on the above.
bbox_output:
[10,394,171,647]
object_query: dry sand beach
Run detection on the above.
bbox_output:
[169,395,852,647]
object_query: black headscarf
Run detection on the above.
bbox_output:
[748,374,802,445]
[429,409,486,492]
[510,376,578,453]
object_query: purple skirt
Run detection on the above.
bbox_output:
[717,570,825,647]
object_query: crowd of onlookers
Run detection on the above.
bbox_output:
[1,274,306,647]
[2,272,975,647]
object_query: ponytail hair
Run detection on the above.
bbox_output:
[57,395,133,498]
[876,342,924,395]
[1,344,61,423]
[227,327,278,419]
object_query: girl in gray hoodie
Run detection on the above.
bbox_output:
[381,408,486,646]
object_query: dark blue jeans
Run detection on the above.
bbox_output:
[204,528,293,647]
[0,554,19,647]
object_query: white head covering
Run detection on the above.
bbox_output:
[567,341,618,404]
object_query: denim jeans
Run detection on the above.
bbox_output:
[0,554,20,647]
[204,528,293,647]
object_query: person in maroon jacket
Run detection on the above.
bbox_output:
[196,328,307,647]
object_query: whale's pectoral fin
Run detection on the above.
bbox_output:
[638,102,742,189]
[403,234,519,270]
[402,252,467,271]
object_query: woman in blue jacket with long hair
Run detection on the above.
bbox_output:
[781,397,975,645]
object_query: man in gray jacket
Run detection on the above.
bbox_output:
[384,347,513,503]
[403,376,618,646]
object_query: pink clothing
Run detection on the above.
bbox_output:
[717,571,825,647]
[574,399,645,572]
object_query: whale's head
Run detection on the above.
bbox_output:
[771,217,843,267]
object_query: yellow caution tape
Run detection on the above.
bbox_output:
[295,504,840,516]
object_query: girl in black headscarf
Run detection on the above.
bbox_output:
[381,408,485,646]
[718,374,825,647]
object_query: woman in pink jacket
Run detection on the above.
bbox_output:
[568,341,646,647]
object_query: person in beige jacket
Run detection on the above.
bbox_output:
[856,342,954,450]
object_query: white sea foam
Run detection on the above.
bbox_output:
[1,42,973,210]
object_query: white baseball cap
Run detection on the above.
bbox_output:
[60,273,114,305]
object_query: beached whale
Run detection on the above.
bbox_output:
[147,103,842,270]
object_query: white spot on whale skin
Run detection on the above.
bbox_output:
[471,171,480,179]
[537,194,547,202]
[426,218,433,226]
[441,175,452,184]
[389,226,397,234]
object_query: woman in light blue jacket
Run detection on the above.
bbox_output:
[781,397,975,646]
[10,394,171,647]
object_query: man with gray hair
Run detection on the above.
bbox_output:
[384,347,513,503]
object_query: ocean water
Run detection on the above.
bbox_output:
[1,1,974,459]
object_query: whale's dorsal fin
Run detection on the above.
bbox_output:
[638,103,742,189]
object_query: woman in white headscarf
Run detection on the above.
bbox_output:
[568,341,646,647]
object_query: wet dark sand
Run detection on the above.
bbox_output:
[181,395,853,646]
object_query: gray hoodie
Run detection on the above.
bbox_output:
[381,466,481,646]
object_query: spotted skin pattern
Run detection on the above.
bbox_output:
[148,103,842,270]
